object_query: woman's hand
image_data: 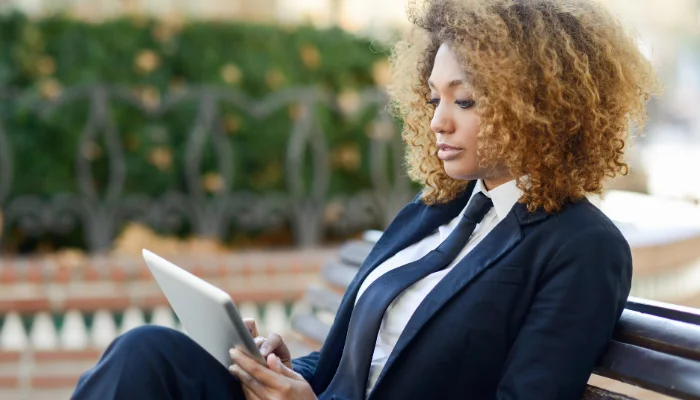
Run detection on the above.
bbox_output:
[243,318,293,369]
[230,348,316,400]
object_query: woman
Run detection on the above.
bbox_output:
[72,0,659,399]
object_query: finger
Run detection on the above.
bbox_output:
[268,354,303,381]
[230,348,284,389]
[243,318,258,337]
[253,336,265,349]
[229,346,264,369]
[242,385,262,400]
[260,333,281,357]
[229,364,266,399]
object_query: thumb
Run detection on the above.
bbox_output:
[269,354,301,380]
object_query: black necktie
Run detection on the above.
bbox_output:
[322,192,494,399]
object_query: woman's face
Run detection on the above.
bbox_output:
[428,43,484,182]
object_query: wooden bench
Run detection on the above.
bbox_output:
[290,232,700,400]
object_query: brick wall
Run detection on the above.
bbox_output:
[0,247,333,400]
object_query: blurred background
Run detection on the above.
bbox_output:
[0,0,698,399]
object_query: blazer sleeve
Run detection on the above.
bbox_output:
[496,225,632,400]
[292,351,321,383]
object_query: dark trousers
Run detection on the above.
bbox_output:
[72,325,245,400]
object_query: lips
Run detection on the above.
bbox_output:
[437,143,464,161]
[437,143,463,151]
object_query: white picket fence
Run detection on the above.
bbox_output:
[0,300,309,352]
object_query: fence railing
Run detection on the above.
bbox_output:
[0,302,300,352]
[0,85,413,252]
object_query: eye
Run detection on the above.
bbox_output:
[427,98,440,107]
[456,100,476,109]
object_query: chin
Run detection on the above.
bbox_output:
[443,165,479,182]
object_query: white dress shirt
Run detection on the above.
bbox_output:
[355,179,523,396]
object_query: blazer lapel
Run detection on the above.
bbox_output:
[370,206,526,394]
[344,180,477,321]
[313,182,476,388]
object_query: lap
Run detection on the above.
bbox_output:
[72,325,245,400]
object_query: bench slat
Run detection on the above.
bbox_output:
[321,261,358,289]
[362,230,383,244]
[305,285,342,314]
[626,296,700,326]
[290,313,331,345]
[595,341,700,399]
[338,241,373,266]
[582,386,636,400]
[616,309,700,362]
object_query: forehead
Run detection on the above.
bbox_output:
[429,44,468,87]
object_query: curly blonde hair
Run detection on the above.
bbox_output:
[388,0,661,212]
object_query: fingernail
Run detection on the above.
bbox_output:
[229,348,238,358]
[259,345,268,355]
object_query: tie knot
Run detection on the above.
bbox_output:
[463,192,493,224]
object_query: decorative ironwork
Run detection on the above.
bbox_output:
[0,85,413,252]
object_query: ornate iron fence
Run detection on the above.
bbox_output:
[0,85,413,252]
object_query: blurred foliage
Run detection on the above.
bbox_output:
[0,12,410,251]
[0,12,395,199]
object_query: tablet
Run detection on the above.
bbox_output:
[142,249,266,368]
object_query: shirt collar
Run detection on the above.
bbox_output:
[470,179,522,221]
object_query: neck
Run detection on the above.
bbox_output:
[482,175,513,191]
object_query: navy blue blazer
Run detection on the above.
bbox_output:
[293,181,632,399]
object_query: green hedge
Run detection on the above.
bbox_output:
[0,12,394,199]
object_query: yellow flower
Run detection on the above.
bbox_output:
[39,78,62,99]
[221,64,243,84]
[224,114,240,134]
[81,141,102,161]
[338,90,360,115]
[366,120,395,141]
[148,146,173,171]
[266,69,286,89]
[129,14,149,28]
[288,104,308,121]
[324,202,344,224]
[136,86,161,110]
[299,44,321,69]
[151,19,182,43]
[372,59,391,86]
[37,56,55,76]
[251,163,283,190]
[331,144,361,172]
[202,173,224,193]
[135,50,160,74]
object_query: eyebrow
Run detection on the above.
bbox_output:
[428,79,465,89]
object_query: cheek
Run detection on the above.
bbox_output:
[443,115,482,179]
[458,114,480,149]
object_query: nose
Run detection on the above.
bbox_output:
[430,103,454,135]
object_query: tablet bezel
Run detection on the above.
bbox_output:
[142,249,267,367]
